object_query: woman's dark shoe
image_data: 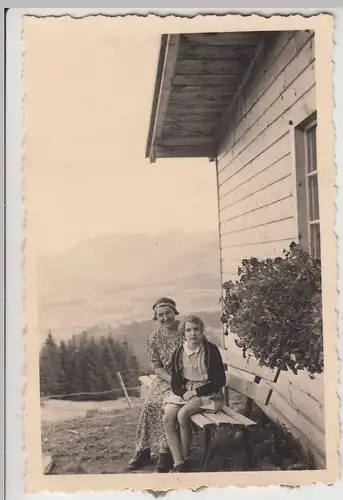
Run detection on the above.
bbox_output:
[155,452,174,473]
[126,449,152,471]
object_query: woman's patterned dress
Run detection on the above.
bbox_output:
[135,325,183,454]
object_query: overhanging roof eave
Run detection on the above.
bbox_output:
[145,35,168,159]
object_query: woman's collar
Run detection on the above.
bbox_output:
[161,321,181,336]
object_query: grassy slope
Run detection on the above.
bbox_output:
[42,399,311,475]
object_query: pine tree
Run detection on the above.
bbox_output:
[67,336,81,396]
[40,328,142,401]
[100,336,119,396]
[121,338,141,389]
[77,333,91,395]
[39,343,49,396]
[84,337,103,395]
[40,332,61,395]
[58,340,72,395]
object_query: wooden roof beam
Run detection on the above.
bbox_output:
[154,143,216,159]
[148,34,180,163]
[214,32,277,150]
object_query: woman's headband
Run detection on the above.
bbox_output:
[152,297,180,319]
[152,297,177,310]
[154,301,175,310]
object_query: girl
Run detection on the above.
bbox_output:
[163,315,226,472]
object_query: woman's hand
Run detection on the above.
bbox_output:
[154,367,171,384]
[183,390,196,402]
[189,396,201,407]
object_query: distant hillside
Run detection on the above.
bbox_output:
[37,230,223,342]
[72,311,224,373]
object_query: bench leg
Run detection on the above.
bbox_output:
[242,428,253,470]
[201,428,212,472]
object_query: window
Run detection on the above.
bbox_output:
[304,120,320,259]
[293,113,321,260]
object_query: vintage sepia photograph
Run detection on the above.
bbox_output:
[22,13,338,492]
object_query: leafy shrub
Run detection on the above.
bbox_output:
[221,242,323,377]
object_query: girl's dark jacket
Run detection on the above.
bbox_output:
[170,338,226,398]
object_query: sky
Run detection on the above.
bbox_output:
[23,18,219,255]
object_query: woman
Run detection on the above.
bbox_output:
[127,297,183,473]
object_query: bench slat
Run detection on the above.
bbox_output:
[139,377,258,429]
[226,368,272,405]
[139,375,154,388]
[190,413,215,428]
[219,348,278,382]
[221,406,256,426]
[201,411,238,427]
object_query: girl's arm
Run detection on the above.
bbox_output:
[195,345,226,396]
[195,382,217,396]
[170,352,186,396]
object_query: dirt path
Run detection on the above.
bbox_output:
[41,398,141,424]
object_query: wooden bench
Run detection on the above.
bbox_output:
[139,347,280,472]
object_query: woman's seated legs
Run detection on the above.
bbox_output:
[127,390,161,470]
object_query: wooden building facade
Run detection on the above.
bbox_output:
[145,30,325,467]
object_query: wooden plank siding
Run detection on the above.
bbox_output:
[216,31,325,467]
[222,334,326,467]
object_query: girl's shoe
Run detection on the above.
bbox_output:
[155,452,174,473]
[170,461,188,473]
[126,449,152,471]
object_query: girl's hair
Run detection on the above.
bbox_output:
[181,315,205,334]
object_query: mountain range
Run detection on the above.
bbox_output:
[37,229,223,345]
[72,312,224,373]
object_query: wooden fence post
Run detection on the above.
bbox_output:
[116,372,132,408]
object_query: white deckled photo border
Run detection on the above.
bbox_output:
[4,5,343,500]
